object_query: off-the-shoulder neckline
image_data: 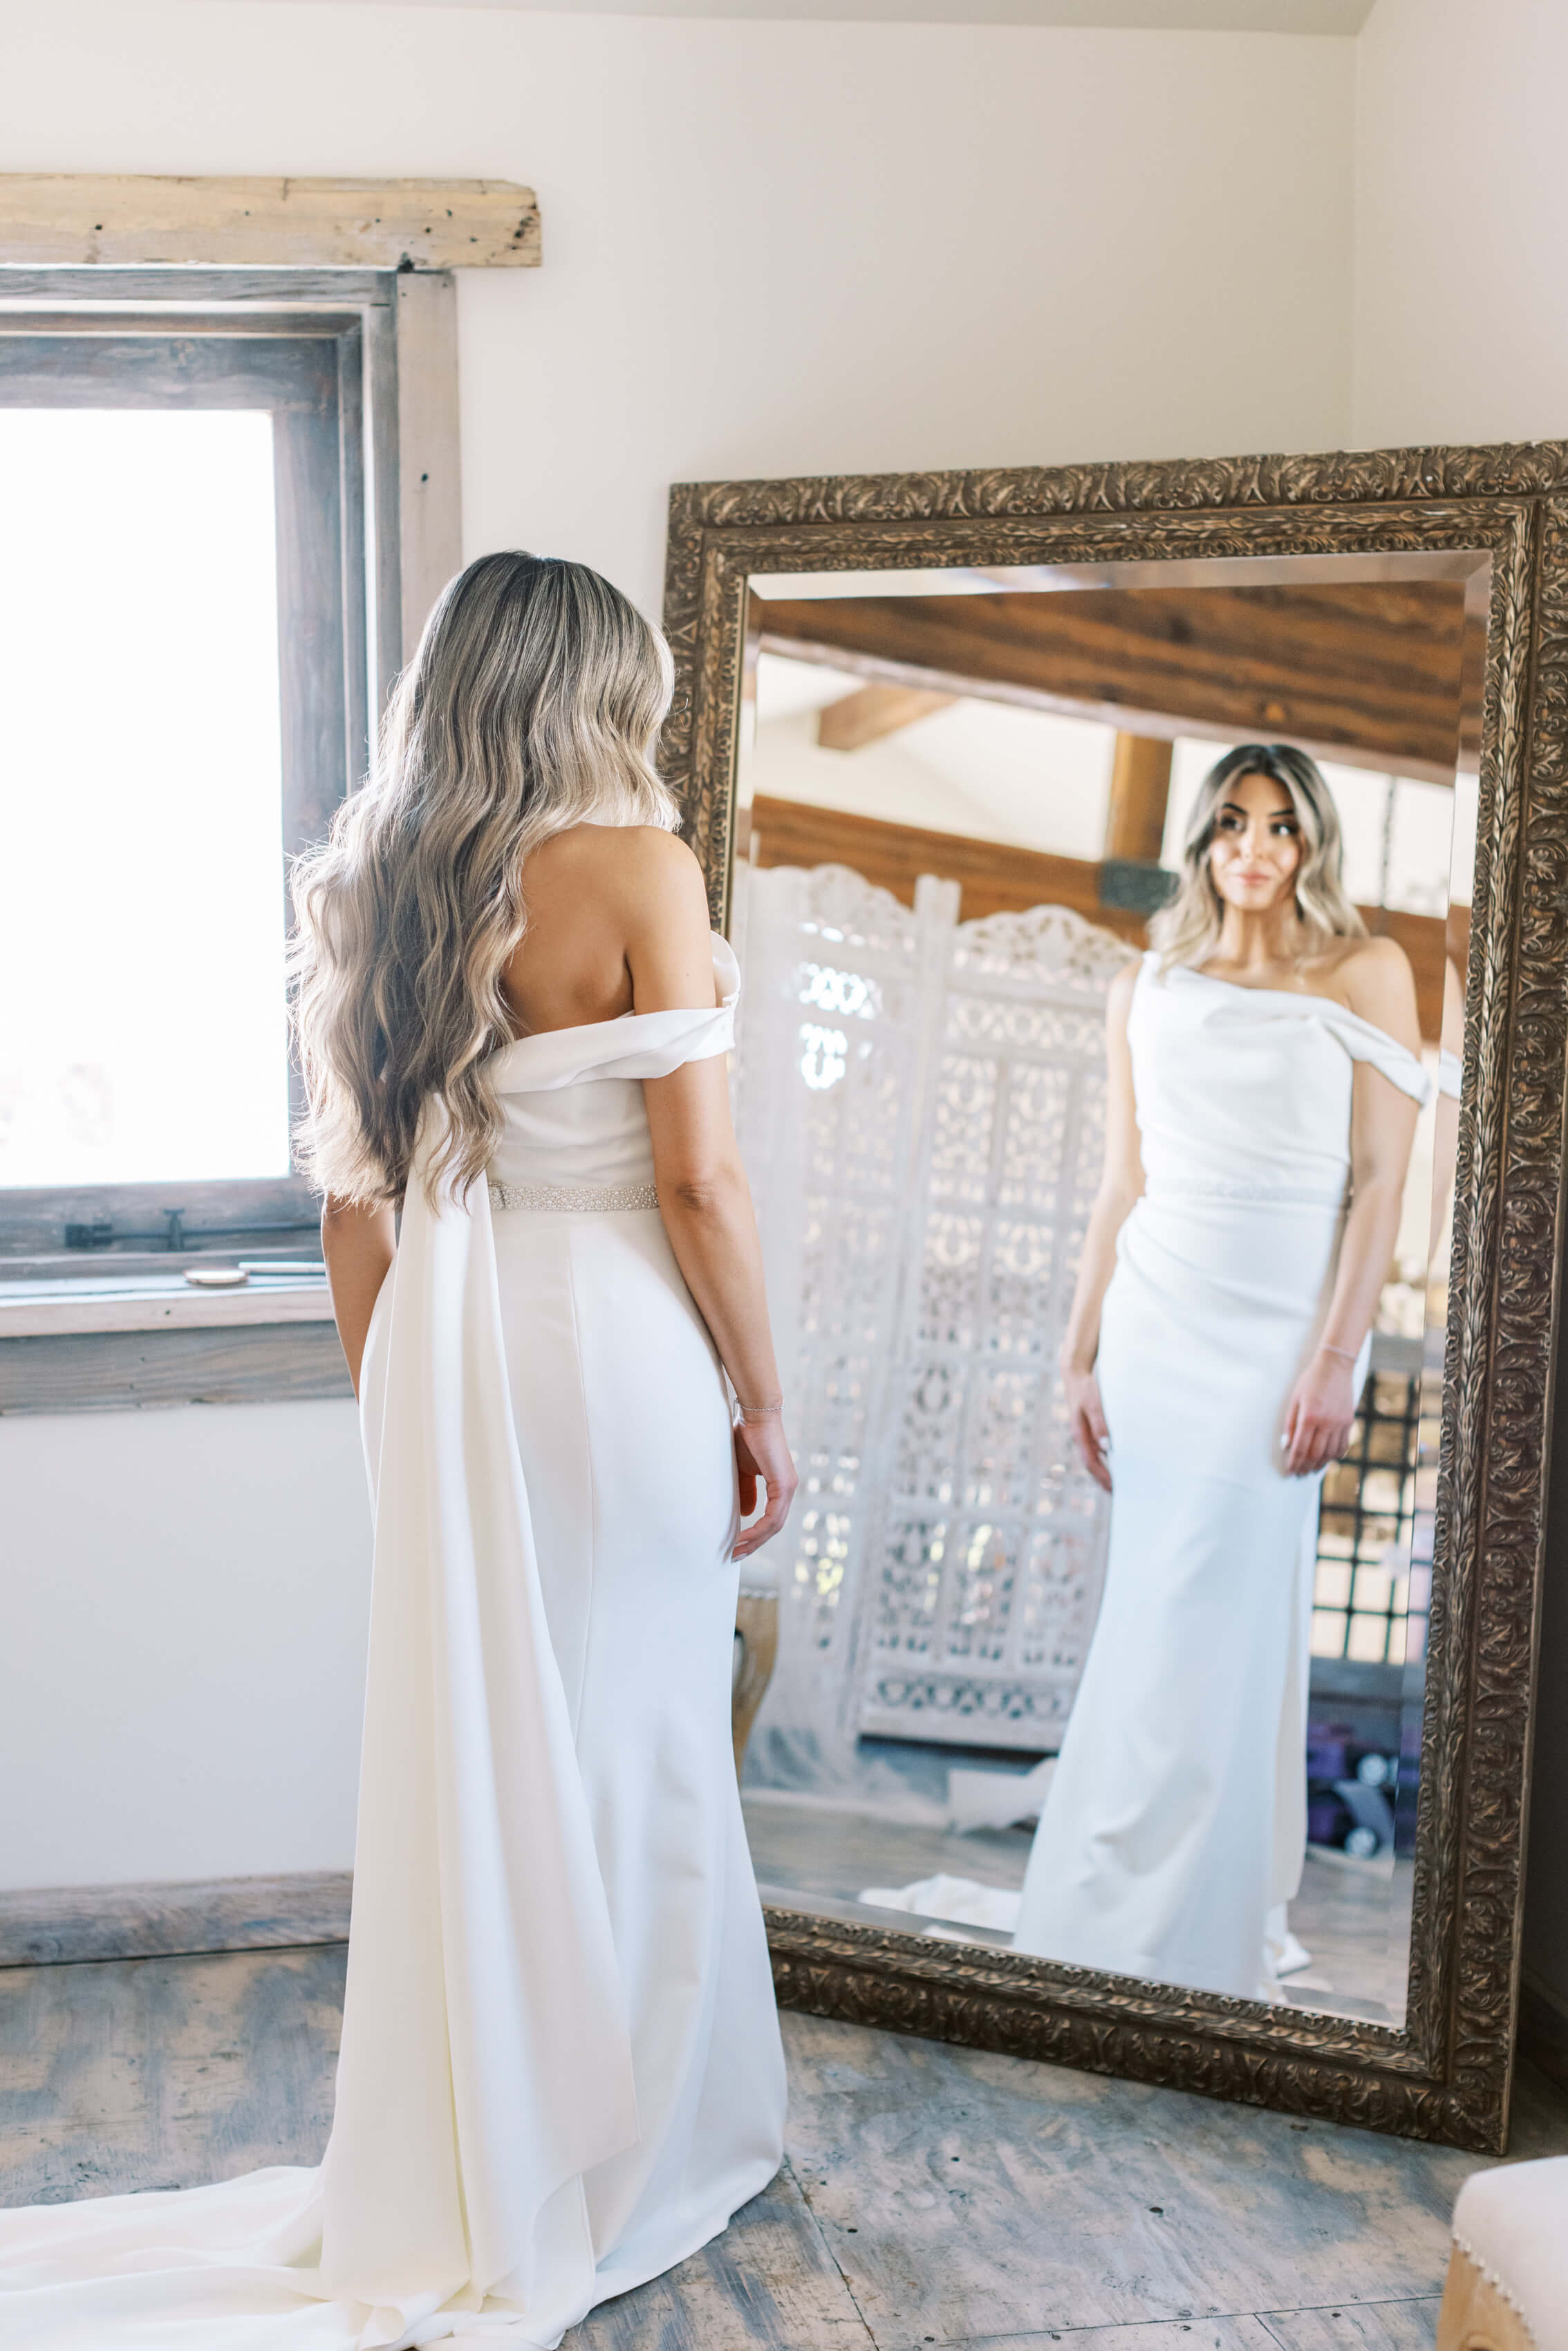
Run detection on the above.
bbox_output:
[1158,958,1422,1056]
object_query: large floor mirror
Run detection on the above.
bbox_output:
[663,450,1568,2152]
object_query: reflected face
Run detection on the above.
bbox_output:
[1207,771,1302,916]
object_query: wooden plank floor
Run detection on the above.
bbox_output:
[3,1944,1565,2347]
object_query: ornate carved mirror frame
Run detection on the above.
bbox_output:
[662,445,1568,2153]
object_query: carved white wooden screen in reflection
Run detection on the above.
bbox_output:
[732,861,1136,1762]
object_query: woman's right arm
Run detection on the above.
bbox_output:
[644,1057,797,1561]
[321,1196,396,1400]
[626,831,797,1562]
[1060,960,1144,1492]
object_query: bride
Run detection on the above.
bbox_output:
[1012,743,1430,2002]
[0,554,795,2346]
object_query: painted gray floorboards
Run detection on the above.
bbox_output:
[3,1946,1565,2348]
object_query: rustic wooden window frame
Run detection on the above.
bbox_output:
[0,265,458,1286]
[0,312,364,1262]
[664,446,1568,2153]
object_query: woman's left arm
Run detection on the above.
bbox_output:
[321,1196,397,1400]
[1282,941,1423,1476]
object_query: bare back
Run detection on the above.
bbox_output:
[501,823,720,1037]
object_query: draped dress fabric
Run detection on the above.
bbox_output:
[1011,956,1431,2002]
[0,934,786,2351]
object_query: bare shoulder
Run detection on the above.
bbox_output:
[616,822,705,886]
[506,824,713,1030]
[525,821,707,926]
[601,826,718,1009]
[545,819,701,897]
[528,819,693,881]
[608,825,709,924]
[1336,931,1414,995]
[1336,933,1421,1049]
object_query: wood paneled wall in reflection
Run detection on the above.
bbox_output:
[747,792,1455,1041]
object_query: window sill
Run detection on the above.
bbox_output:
[0,1276,335,1339]
[0,1279,349,1413]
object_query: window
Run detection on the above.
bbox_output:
[3,409,287,1188]
[1310,1358,1426,1671]
[0,292,391,1265]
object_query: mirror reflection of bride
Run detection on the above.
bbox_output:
[1014,745,1431,2001]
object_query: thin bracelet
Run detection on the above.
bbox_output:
[735,1397,783,1420]
[1318,1341,1359,1363]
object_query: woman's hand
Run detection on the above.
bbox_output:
[1063,1365,1112,1492]
[1282,1349,1359,1477]
[733,1411,798,1561]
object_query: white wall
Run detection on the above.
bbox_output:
[3,3,1356,613]
[0,1402,371,1889]
[1354,0,1568,450]
[1,0,1356,1889]
[1355,0,1568,2020]
[746,680,1120,858]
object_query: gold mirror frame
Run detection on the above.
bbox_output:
[661,445,1568,2153]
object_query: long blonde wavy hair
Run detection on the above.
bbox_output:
[1148,742,1365,972]
[289,552,681,1209]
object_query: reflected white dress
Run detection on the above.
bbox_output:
[0,935,786,2350]
[1011,956,1430,2002]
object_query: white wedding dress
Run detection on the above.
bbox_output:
[0,934,786,2350]
[1011,956,1430,2001]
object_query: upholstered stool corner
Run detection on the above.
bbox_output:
[1439,2153,1568,2351]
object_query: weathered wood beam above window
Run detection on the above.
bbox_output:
[0,176,541,269]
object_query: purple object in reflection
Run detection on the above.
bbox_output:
[1307,1793,1343,1843]
[1306,1726,1350,1780]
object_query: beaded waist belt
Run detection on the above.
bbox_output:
[488,1178,660,1213]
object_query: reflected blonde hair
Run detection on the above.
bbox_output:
[289,552,680,1209]
[1148,743,1365,972]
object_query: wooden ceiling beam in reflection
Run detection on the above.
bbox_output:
[756,580,1472,783]
[816,680,956,752]
[747,792,1457,1042]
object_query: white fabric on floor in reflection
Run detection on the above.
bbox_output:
[860,1874,1022,1934]
[857,1860,1307,1972]
[0,938,785,2351]
[1012,961,1431,2002]
[946,1756,1056,1831]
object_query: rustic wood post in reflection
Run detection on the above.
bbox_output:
[732,1594,779,1780]
[1106,732,1173,863]
[1101,732,1175,922]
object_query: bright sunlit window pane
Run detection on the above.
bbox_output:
[1310,1608,1348,1659]
[1346,1612,1393,1663]
[0,409,288,1187]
